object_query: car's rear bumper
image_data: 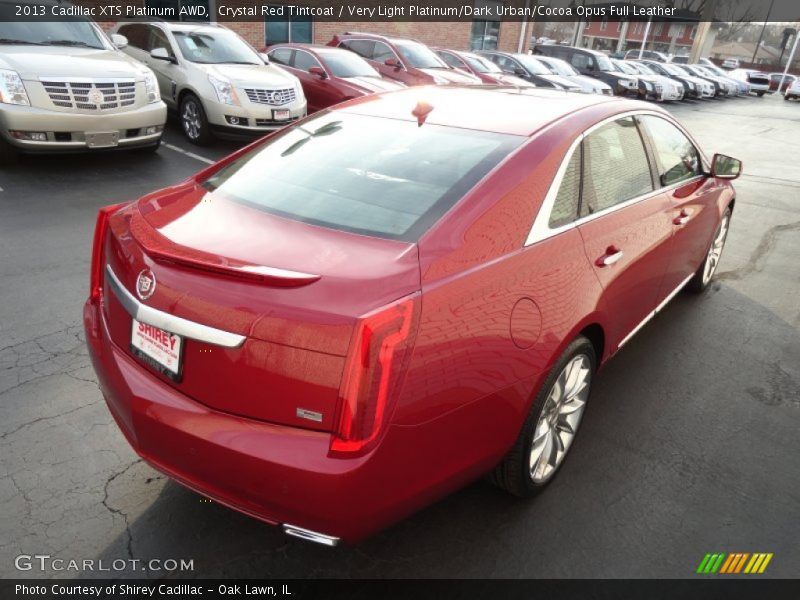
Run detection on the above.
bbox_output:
[83,297,501,543]
[0,102,166,152]
[747,82,769,92]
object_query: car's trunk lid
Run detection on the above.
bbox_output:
[102,183,420,431]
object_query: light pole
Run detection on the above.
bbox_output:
[752,0,775,63]
[778,31,799,93]
[638,16,653,59]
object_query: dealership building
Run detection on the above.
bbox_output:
[93,0,533,53]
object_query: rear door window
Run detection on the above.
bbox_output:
[571,53,593,71]
[202,113,524,241]
[581,117,654,215]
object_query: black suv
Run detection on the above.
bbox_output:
[533,44,638,96]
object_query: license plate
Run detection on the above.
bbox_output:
[273,109,291,121]
[130,318,183,381]
[86,131,119,148]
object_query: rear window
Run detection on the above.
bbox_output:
[202,113,523,241]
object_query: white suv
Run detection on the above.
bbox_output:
[0,0,166,163]
[115,22,307,144]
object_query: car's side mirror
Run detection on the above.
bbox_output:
[150,47,175,63]
[710,153,742,179]
[308,66,327,79]
[514,67,527,77]
[385,57,403,70]
[110,33,128,49]
[259,52,270,64]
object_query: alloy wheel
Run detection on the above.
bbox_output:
[702,213,730,285]
[529,354,591,483]
[182,101,201,140]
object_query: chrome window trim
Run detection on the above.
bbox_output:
[105,265,246,349]
[524,110,707,247]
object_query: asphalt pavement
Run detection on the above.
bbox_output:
[1,93,798,579]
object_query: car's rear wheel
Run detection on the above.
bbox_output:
[756,91,765,97]
[688,208,731,293]
[491,336,595,497]
[0,137,19,165]
[180,94,211,145]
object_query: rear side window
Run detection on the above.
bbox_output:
[268,48,293,65]
[582,117,653,214]
[549,145,582,228]
[342,39,374,59]
[639,115,701,186]
[202,113,524,241]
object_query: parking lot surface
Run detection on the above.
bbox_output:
[1,95,798,578]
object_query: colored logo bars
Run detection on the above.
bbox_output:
[697,553,774,574]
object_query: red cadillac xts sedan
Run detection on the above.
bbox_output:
[264,44,405,114]
[84,86,741,546]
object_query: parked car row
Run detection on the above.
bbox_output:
[2,6,786,164]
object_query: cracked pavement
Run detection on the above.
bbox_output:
[1,96,798,579]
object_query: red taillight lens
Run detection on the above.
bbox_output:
[89,203,128,303]
[331,293,420,456]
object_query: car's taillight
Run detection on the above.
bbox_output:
[89,203,128,303]
[331,293,420,456]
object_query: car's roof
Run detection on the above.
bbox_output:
[270,43,346,54]
[162,22,229,33]
[538,44,605,57]
[334,85,650,136]
[341,31,419,45]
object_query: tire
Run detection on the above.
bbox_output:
[687,207,732,293]
[0,136,19,165]
[179,94,212,145]
[490,336,596,497]
[756,91,765,97]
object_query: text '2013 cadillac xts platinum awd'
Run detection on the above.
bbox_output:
[84,86,741,546]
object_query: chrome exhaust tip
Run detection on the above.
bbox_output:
[282,524,340,547]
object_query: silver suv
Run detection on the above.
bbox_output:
[0,1,167,163]
[114,22,307,145]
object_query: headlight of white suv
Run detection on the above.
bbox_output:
[0,69,30,106]
[142,70,160,104]
[208,74,239,106]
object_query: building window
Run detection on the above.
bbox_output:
[600,19,607,32]
[145,0,210,22]
[265,5,313,44]
[470,0,501,50]
[690,26,697,40]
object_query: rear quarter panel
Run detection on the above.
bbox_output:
[392,108,620,466]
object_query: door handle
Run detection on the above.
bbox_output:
[673,208,692,226]
[596,246,624,267]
